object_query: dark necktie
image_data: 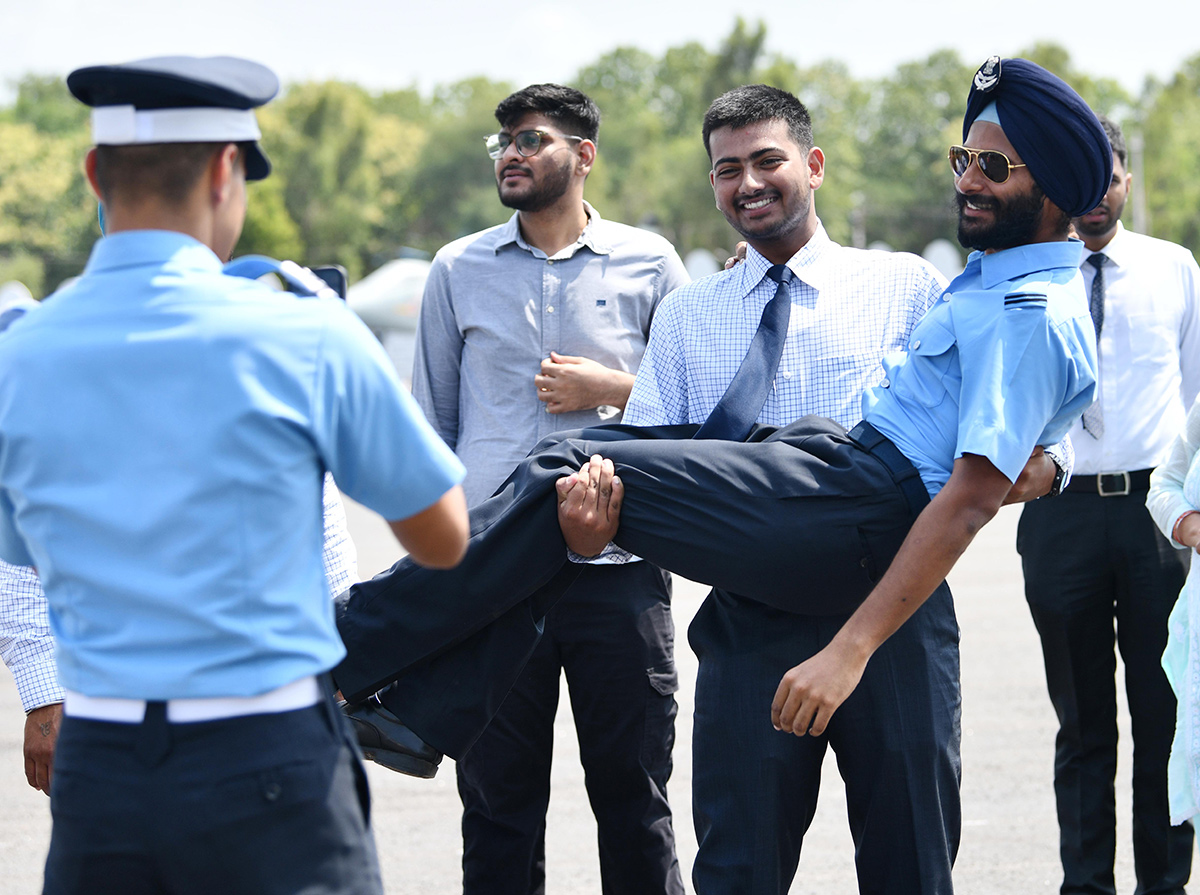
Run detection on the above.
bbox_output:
[1082,252,1107,438]
[694,264,794,440]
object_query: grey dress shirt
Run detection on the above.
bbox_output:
[412,203,690,506]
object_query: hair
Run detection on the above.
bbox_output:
[92,141,248,207]
[702,85,813,159]
[494,84,600,143]
[1096,114,1127,169]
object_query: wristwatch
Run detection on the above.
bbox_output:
[1043,441,1072,498]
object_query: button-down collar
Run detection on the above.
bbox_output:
[732,224,834,300]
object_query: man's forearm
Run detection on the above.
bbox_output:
[772,453,1012,736]
[834,468,1003,655]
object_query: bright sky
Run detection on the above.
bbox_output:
[4,0,1196,103]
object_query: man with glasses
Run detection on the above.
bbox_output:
[349,83,689,894]
[1023,116,1200,895]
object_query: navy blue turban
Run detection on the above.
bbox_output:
[963,57,1112,217]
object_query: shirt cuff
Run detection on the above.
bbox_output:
[566,543,643,565]
[12,653,63,713]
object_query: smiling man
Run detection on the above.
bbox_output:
[1017,115,1200,895]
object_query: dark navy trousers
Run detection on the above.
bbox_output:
[43,692,380,895]
[1020,493,1193,895]
[333,418,922,755]
[689,584,960,895]
[332,416,960,892]
[456,562,684,895]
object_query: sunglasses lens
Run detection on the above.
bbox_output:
[977,151,1010,183]
[948,146,970,177]
[515,131,543,156]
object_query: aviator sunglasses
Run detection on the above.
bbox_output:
[947,145,1028,184]
[485,129,585,160]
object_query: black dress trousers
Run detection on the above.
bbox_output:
[1019,492,1193,895]
[334,417,920,757]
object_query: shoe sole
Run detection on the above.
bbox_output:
[361,746,439,779]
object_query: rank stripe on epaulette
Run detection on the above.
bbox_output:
[1004,293,1048,307]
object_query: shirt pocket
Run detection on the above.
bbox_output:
[1127,312,1176,368]
[892,317,957,408]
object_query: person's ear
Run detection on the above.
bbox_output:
[576,139,596,177]
[807,146,826,190]
[209,143,241,204]
[84,148,102,200]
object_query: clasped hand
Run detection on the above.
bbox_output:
[556,454,622,557]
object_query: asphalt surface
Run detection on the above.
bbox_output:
[0,502,1148,893]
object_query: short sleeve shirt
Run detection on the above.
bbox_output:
[0,230,464,699]
[863,240,1098,496]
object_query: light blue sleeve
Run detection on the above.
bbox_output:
[311,305,465,523]
[955,303,1092,483]
[0,490,33,567]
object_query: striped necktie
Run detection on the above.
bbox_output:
[1081,252,1107,439]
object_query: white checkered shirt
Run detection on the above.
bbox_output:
[625,225,948,430]
[570,225,948,566]
[0,474,358,712]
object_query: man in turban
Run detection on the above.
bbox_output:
[336,58,1107,892]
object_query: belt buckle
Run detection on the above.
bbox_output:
[1097,471,1130,497]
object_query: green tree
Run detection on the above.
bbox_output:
[1018,43,1130,116]
[399,76,513,253]
[6,75,89,135]
[261,82,382,279]
[1139,54,1200,252]
[857,50,973,253]
[0,120,93,295]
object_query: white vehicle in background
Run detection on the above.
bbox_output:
[346,258,431,387]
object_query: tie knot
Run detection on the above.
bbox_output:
[767,264,794,285]
[1088,252,1107,270]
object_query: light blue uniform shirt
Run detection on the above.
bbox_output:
[0,230,464,700]
[863,240,1097,497]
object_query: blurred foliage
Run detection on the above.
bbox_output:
[2,26,1198,299]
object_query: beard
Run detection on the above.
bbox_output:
[729,189,811,244]
[955,183,1047,251]
[1073,194,1127,240]
[496,155,573,212]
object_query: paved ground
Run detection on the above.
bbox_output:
[0,502,1148,893]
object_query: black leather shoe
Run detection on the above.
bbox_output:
[341,698,442,779]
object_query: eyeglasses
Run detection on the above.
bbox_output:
[948,145,1028,184]
[485,129,585,160]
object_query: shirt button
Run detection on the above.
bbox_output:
[546,306,555,313]
[942,293,951,302]
[912,340,921,350]
[881,378,891,388]
[547,259,554,265]
[781,370,792,379]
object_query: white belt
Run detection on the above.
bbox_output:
[63,675,321,724]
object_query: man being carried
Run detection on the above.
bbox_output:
[335,56,1105,891]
